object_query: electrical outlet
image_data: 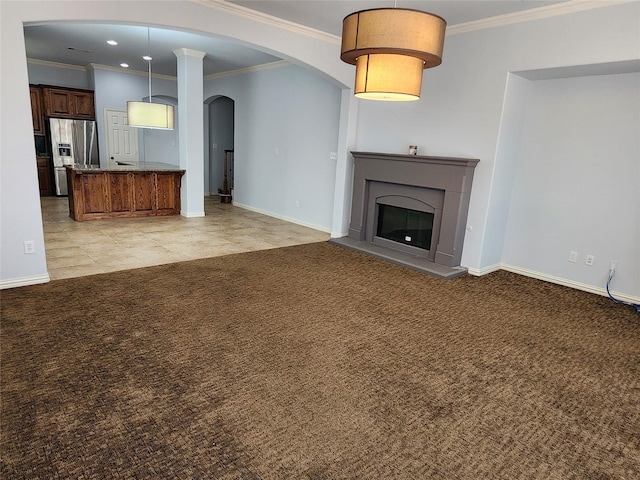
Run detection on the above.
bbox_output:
[609,261,618,274]
[329,152,338,160]
[24,240,35,254]
[585,255,594,266]
[568,251,578,263]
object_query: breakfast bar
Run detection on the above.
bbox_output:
[65,163,185,221]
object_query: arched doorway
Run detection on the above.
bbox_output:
[206,96,235,199]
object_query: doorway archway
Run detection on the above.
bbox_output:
[205,95,235,198]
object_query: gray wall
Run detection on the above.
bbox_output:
[141,96,180,168]
[27,60,90,89]
[204,64,341,232]
[501,72,639,292]
[91,66,179,167]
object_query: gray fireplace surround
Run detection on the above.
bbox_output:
[330,151,479,279]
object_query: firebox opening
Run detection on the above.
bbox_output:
[376,204,434,251]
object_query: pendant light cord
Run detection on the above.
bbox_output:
[147,27,152,104]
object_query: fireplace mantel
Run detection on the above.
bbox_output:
[331,151,479,279]
[349,151,480,169]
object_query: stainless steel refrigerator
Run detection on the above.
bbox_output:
[49,118,99,195]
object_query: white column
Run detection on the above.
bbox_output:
[331,89,359,237]
[174,48,206,217]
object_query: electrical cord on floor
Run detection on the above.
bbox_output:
[606,270,640,312]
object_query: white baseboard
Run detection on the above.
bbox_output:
[232,202,331,234]
[497,263,640,304]
[466,263,502,276]
[181,211,206,218]
[0,273,50,290]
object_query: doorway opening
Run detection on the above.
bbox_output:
[206,96,235,202]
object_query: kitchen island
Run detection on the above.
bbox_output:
[65,163,185,221]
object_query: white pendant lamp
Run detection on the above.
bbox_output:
[340,7,446,101]
[127,28,175,129]
[127,101,174,130]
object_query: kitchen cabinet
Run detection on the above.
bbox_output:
[30,86,45,135]
[70,90,95,119]
[36,156,53,197]
[42,86,95,120]
[66,167,185,221]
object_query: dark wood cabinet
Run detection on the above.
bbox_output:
[36,156,53,197]
[70,91,95,119]
[42,87,95,119]
[67,168,185,221]
[30,86,45,135]
[43,88,72,117]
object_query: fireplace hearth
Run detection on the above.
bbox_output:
[331,151,479,279]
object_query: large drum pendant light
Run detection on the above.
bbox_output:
[340,8,446,101]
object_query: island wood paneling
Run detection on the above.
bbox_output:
[81,173,109,214]
[109,172,131,213]
[67,168,185,221]
[157,173,181,213]
[133,173,156,213]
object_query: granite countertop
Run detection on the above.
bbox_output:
[67,162,184,172]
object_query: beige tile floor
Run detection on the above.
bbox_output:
[42,196,330,280]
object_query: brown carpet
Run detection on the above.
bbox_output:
[1,242,639,479]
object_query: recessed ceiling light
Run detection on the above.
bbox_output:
[120,63,129,68]
[142,55,152,61]
[107,40,118,46]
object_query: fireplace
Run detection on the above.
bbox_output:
[331,152,479,279]
[376,204,434,252]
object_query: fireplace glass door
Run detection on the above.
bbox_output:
[376,204,434,251]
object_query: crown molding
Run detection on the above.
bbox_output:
[447,0,637,36]
[27,58,87,72]
[195,0,636,40]
[193,0,341,44]
[29,57,290,81]
[28,58,176,80]
[173,48,206,59]
[88,63,176,81]
[204,60,289,80]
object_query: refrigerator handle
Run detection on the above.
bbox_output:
[73,121,84,166]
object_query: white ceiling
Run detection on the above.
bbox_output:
[24,24,283,78]
[228,0,568,36]
[23,0,568,77]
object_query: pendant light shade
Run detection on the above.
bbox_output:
[354,54,424,101]
[126,27,175,129]
[127,101,175,130]
[341,8,446,101]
